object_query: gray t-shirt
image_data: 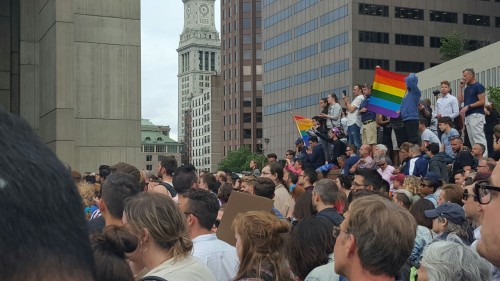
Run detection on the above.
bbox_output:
[421,128,441,146]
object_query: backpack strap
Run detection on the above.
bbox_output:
[160,182,177,197]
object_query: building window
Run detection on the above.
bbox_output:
[243,113,252,123]
[463,14,490,26]
[264,31,292,50]
[256,97,262,106]
[256,112,262,122]
[294,19,317,37]
[263,7,292,28]
[359,58,389,70]
[429,10,457,23]
[295,69,318,85]
[243,98,252,107]
[168,145,177,153]
[359,4,388,17]
[395,34,424,47]
[359,31,389,44]
[496,17,500,27]
[242,18,251,29]
[295,44,317,61]
[321,32,349,52]
[146,155,152,162]
[156,145,166,153]
[256,129,263,138]
[320,5,348,26]
[464,40,490,51]
[146,165,152,171]
[321,59,349,77]
[395,61,425,72]
[144,145,154,152]
[430,37,442,48]
[242,2,252,13]
[395,7,423,20]
[243,129,252,139]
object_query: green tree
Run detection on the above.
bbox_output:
[487,86,500,111]
[217,146,268,173]
[440,31,465,61]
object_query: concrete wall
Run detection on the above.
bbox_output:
[13,0,141,173]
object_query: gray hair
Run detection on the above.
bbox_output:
[421,238,491,281]
[437,217,468,241]
[375,144,388,155]
[312,179,338,205]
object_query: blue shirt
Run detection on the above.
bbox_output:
[464,82,485,116]
[441,129,460,158]
[343,154,361,175]
[359,95,376,122]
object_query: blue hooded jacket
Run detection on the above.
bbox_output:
[400,73,421,121]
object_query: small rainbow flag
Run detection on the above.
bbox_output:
[292,115,314,145]
[367,67,407,118]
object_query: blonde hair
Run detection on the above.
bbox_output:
[232,211,292,281]
[402,175,420,196]
[77,182,95,220]
[124,193,192,261]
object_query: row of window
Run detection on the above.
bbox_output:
[263,59,349,94]
[146,154,179,162]
[224,129,263,141]
[263,0,320,29]
[359,58,427,72]
[359,4,496,27]
[359,31,491,50]
[263,31,292,50]
[294,19,317,38]
[264,85,349,116]
[141,145,178,153]
[264,32,348,73]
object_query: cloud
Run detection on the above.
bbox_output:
[141,0,220,142]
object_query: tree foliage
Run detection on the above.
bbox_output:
[440,31,465,61]
[217,146,268,173]
[487,86,500,111]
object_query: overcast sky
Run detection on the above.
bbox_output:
[141,0,221,141]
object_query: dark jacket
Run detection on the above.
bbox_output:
[314,207,344,228]
[402,155,428,177]
[304,143,325,170]
[428,154,448,182]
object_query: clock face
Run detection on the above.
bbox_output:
[199,4,209,16]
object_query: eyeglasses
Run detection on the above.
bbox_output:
[474,181,500,205]
[420,183,431,188]
[352,181,368,187]
[332,226,349,238]
[462,189,478,201]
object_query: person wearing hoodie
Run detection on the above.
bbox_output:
[398,73,421,145]
[425,143,448,183]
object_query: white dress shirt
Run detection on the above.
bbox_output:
[346,94,364,127]
[436,94,459,119]
[192,233,239,281]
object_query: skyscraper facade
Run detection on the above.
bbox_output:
[262,0,500,155]
[221,0,264,157]
[178,0,221,146]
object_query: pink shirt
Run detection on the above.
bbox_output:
[378,165,395,190]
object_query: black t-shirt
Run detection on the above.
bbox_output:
[451,150,474,176]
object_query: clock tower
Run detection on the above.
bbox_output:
[177,0,220,144]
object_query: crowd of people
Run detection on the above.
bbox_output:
[1,67,500,281]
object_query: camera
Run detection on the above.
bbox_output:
[432,90,440,96]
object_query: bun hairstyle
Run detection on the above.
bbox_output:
[232,211,292,281]
[91,225,138,281]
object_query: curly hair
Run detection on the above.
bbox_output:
[402,175,420,196]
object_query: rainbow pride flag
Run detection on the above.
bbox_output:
[367,67,407,118]
[292,115,314,145]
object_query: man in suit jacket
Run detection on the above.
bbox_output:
[402,144,428,177]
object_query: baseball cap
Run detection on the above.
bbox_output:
[390,173,405,183]
[423,172,442,182]
[424,202,465,225]
[394,189,413,203]
[295,137,304,145]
